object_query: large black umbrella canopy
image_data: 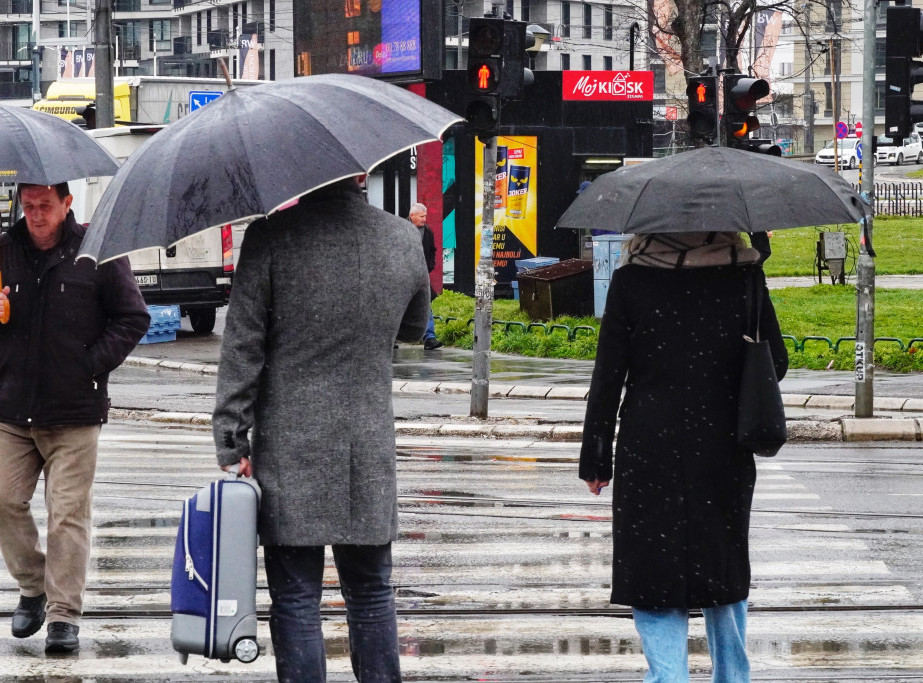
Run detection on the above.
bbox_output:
[0,104,119,185]
[80,74,463,263]
[556,146,868,234]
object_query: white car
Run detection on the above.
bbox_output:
[875,132,923,165]
[814,137,862,169]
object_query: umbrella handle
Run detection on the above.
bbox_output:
[860,217,876,258]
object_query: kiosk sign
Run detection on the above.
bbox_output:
[562,71,654,101]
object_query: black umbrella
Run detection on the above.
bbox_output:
[556,146,868,234]
[0,104,119,185]
[80,74,463,263]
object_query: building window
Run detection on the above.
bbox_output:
[196,12,202,46]
[506,0,513,18]
[604,7,612,40]
[825,0,842,32]
[583,54,591,70]
[521,0,530,22]
[652,63,666,92]
[875,82,886,114]
[583,3,591,39]
[269,0,275,31]
[875,37,886,73]
[242,2,247,27]
[270,48,275,80]
[149,19,171,52]
[604,55,612,70]
[561,53,570,70]
[562,3,570,38]
[207,10,212,34]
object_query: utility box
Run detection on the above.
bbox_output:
[592,234,633,317]
[517,259,593,321]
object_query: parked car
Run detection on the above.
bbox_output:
[875,132,923,166]
[814,136,862,169]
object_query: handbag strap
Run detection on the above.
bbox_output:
[745,268,763,342]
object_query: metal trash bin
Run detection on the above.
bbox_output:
[517,259,593,321]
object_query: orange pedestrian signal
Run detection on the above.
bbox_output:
[696,82,706,104]
[477,64,492,91]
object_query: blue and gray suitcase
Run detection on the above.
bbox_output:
[170,469,261,664]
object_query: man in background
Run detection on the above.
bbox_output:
[408,202,443,350]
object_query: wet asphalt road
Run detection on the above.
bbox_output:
[1,421,922,681]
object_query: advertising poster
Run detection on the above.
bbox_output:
[474,135,538,284]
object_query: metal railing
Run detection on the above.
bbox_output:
[858,182,923,217]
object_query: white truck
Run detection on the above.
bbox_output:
[33,76,260,125]
[69,127,247,333]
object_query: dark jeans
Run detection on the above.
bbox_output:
[264,543,401,683]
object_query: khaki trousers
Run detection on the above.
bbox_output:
[0,422,100,626]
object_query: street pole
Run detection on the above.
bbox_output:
[802,2,813,154]
[94,0,114,127]
[855,0,876,417]
[470,136,498,419]
[30,0,41,102]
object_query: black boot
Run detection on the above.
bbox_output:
[11,593,46,638]
[45,622,80,653]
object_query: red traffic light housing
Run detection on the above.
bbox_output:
[686,76,718,141]
[466,17,505,138]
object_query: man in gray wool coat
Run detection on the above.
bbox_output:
[213,176,431,682]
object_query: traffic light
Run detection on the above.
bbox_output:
[72,103,96,129]
[724,74,768,146]
[499,20,535,100]
[745,138,782,156]
[466,17,505,138]
[685,76,717,142]
[885,4,923,138]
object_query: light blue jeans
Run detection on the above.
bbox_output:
[423,314,436,341]
[632,599,750,683]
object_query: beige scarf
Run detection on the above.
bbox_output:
[625,231,761,269]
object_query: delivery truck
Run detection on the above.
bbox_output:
[33,76,260,125]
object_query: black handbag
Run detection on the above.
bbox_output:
[737,269,787,457]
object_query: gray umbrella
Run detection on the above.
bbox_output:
[556,146,868,234]
[0,104,119,185]
[80,74,463,263]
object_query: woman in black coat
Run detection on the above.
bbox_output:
[579,231,788,682]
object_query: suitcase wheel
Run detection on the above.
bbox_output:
[177,652,189,665]
[234,637,260,663]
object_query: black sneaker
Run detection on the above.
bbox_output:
[11,593,46,638]
[423,337,444,350]
[45,622,79,653]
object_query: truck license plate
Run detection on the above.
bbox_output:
[135,274,158,286]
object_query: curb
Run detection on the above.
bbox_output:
[107,408,923,443]
[125,356,923,415]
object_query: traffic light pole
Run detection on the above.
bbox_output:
[855,0,877,417]
[470,136,498,418]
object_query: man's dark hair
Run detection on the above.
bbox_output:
[17,182,70,200]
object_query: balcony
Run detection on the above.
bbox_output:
[173,35,191,54]
[0,0,31,13]
[120,42,141,60]
[207,29,230,50]
[113,0,140,10]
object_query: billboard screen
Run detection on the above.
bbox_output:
[293,0,440,81]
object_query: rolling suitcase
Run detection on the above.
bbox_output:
[171,468,261,664]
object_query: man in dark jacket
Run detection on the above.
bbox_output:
[0,182,149,654]
[408,202,443,350]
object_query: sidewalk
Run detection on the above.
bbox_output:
[121,350,923,443]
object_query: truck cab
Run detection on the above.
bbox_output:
[69,127,244,333]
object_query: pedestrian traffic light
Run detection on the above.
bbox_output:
[686,76,717,142]
[466,17,505,138]
[499,19,535,100]
[885,4,923,138]
[72,103,97,129]
[724,74,769,146]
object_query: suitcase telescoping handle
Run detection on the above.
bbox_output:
[227,463,241,480]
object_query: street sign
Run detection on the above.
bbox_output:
[856,142,863,160]
[855,121,863,137]
[836,121,849,139]
[189,91,222,112]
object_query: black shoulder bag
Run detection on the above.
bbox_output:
[737,269,787,457]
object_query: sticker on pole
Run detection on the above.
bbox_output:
[835,121,849,139]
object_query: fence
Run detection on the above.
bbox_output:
[853,182,923,217]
